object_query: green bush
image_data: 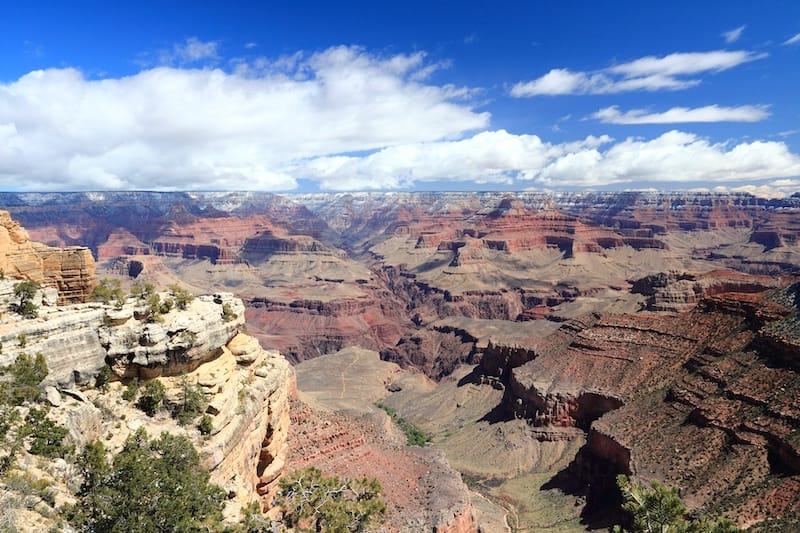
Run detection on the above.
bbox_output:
[90,278,125,306]
[375,402,431,446]
[129,281,155,300]
[173,378,206,426]
[221,303,237,322]
[95,365,113,390]
[146,293,164,323]
[22,407,72,458]
[3,471,56,506]
[613,475,741,533]
[121,379,139,402]
[0,352,48,406]
[13,280,40,318]
[169,285,195,310]
[63,430,226,532]
[136,379,166,416]
[277,467,385,532]
[198,414,214,436]
[0,405,21,475]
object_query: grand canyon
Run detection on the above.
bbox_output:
[1,190,799,531]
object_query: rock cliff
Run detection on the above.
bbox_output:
[0,285,295,526]
[4,191,800,529]
[0,210,95,303]
[475,284,800,528]
[0,215,296,525]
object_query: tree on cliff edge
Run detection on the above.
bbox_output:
[63,429,226,532]
[613,475,740,533]
[276,467,386,532]
[13,280,40,318]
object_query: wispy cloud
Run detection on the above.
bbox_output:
[722,25,746,43]
[784,33,800,45]
[511,50,766,96]
[160,37,220,65]
[591,104,770,124]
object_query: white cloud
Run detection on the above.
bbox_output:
[511,50,765,96]
[158,37,220,65]
[510,69,595,96]
[1,44,797,194]
[784,33,800,45]
[297,130,611,190]
[591,104,770,124]
[294,130,800,191]
[0,46,489,191]
[534,131,800,187]
[711,179,800,199]
[722,25,746,43]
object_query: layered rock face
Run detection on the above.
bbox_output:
[4,192,800,528]
[4,191,800,373]
[0,210,95,303]
[192,332,294,511]
[475,284,800,528]
[630,269,779,312]
[0,282,295,521]
[0,210,296,521]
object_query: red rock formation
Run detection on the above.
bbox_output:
[631,269,779,312]
[245,294,406,364]
[0,210,95,303]
[484,284,800,528]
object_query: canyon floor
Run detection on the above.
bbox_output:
[295,348,588,532]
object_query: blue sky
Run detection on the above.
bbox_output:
[2,0,800,196]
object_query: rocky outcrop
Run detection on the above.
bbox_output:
[380,329,476,380]
[100,293,246,379]
[34,330,296,523]
[0,210,95,303]
[631,270,778,312]
[0,283,247,387]
[486,286,800,528]
[1,286,294,524]
[194,332,295,513]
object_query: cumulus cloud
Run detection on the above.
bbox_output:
[511,50,765,96]
[294,130,800,192]
[722,25,746,43]
[0,46,489,190]
[709,179,800,199]
[784,33,800,45]
[533,131,800,188]
[591,104,770,124]
[297,130,611,190]
[1,44,797,194]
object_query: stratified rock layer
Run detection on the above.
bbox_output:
[0,210,95,303]
[480,285,800,529]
